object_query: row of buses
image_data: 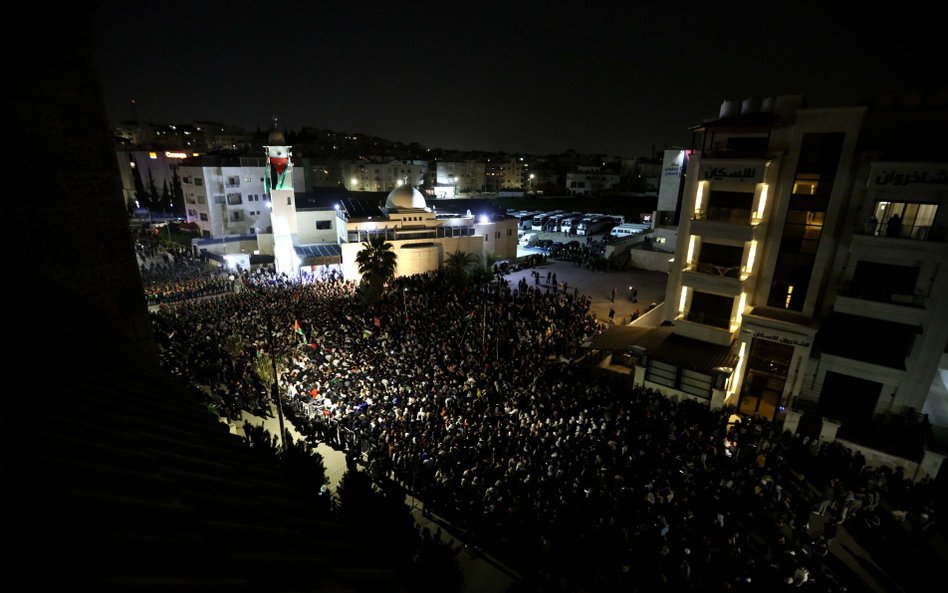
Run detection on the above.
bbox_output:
[508,210,629,236]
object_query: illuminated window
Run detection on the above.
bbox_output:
[792,174,820,195]
[784,285,794,308]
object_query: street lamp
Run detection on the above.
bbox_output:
[529,173,535,192]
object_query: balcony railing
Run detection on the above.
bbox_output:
[688,261,742,279]
[693,207,753,225]
[683,310,732,329]
[853,218,946,242]
[837,281,926,308]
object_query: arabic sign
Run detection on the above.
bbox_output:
[703,166,759,182]
[748,330,811,347]
[870,165,948,188]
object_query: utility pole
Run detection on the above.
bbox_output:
[266,317,287,448]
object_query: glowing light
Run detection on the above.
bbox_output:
[479,215,489,224]
[350,177,358,186]
[396,179,404,187]
[694,182,705,212]
[745,240,757,274]
[192,152,199,157]
[755,184,768,220]
[164,151,189,159]
[686,235,696,264]
[735,293,747,326]
[729,342,747,395]
[679,286,688,313]
[148,152,158,159]
[784,285,794,309]
[334,204,340,210]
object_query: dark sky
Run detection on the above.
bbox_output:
[90,1,936,156]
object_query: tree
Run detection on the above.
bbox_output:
[147,169,160,211]
[444,249,480,287]
[355,235,397,304]
[132,164,147,208]
[160,179,171,214]
[469,252,499,286]
[171,167,184,214]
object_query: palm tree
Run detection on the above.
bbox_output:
[469,252,499,286]
[445,249,480,287]
[355,235,397,304]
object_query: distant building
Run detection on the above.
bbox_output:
[435,160,487,195]
[116,149,190,211]
[566,171,621,195]
[206,132,521,280]
[178,155,305,238]
[343,160,427,192]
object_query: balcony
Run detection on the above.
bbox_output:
[682,262,744,296]
[834,281,926,326]
[673,313,734,346]
[691,209,756,242]
[853,218,945,242]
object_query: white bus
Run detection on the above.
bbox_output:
[576,216,614,236]
[531,210,565,231]
[610,223,651,238]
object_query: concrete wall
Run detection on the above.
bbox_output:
[296,210,340,244]
[627,249,673,273]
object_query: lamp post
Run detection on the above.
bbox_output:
[262,313,288,448]
[529,173,535,193]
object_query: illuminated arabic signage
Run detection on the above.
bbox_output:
[749,330,810,347]
[703,166,759,182]
[871,166,948,187]
[165,151,189,159]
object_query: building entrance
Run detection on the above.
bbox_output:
[737,338,794,421]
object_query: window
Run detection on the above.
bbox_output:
[194,177,203,186]
[226,193,242,205]
[226,176,240,188]
[507,229,512,236]
[495,231,500,239]
[286,197,292,206]
[245,176,252,182]
[199,213,208,221]
[183,176,191,184]
[230,211,243,222]
[316,220,331,230]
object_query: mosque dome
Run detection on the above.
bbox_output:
[385,185,427,210]
[268,129,286,145]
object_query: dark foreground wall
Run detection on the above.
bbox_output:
[11,12,156,360]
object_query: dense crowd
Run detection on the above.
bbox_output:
[135,228,237,305]
[153,269,939,592]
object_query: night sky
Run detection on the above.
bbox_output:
[90,1,935,156]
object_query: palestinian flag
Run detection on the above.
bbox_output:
[294,320,306,342]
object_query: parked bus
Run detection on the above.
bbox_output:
[546,212,581,232]
[531,210,565,231]
[513,211,541,230]
[559,213,586,234]
[576,215,615,236]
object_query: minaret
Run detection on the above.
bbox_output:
[264,128,299,277]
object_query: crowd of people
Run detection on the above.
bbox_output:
[134,228,238,305]
[152,267,939,592]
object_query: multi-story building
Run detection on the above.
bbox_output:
[179,155,305,238]
[435,160,487,195]
[495,158,526,189]
[644,93,948,449]
[343,160,427,192]
[566,171,621,196]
